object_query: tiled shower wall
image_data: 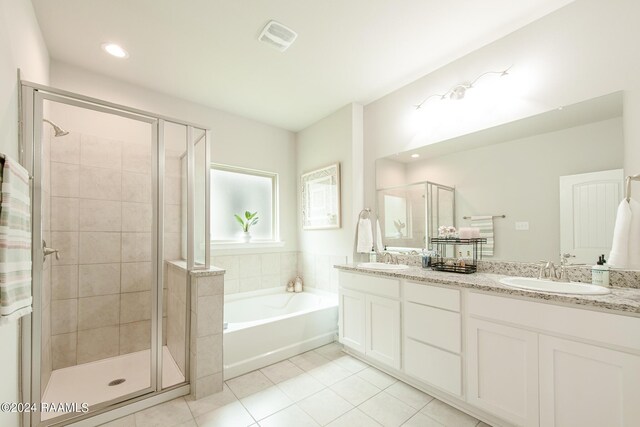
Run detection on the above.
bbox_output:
[47,131,176,369]
[41,127,52,393]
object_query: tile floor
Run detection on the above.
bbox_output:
[100,342,492,427]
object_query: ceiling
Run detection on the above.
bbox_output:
[32,0,574,131]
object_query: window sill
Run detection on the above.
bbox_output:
[210,241,286,254]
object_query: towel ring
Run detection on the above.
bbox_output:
[626,174,640,202]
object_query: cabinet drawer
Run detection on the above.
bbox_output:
[405,281,460,312]
[339,271,400,299]
[405,302,461,353]
[405,338,462,396]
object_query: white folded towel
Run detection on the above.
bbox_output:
[609,198,640,269]
[357,218,374,254]
[376,219,384,252]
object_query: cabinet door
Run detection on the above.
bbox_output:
[338,288,366,353]
[539,335,640,427]
[365,294,401,369]
[467,318,539,427]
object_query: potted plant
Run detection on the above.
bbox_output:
[235,211,259,243]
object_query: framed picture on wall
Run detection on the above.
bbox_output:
[301,163,341,230]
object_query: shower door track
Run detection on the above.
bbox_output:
[20,81,211,427]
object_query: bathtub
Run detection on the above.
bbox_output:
[223,289,338,379]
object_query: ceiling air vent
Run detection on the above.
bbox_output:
[258,20,298,52]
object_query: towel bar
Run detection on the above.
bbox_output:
[463,215,505,220]
[626,174,640,201]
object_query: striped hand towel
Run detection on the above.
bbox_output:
[0,155,32,323]
[470,216,494,258]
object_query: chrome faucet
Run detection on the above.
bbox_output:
[538,254,576,282]
[381,252,397,264]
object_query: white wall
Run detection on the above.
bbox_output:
[50,61,298,253]
[402,118,623,262]
[0,0,49,425]
[624,90,640,196]
[364,0,640,214]
[296,103,363,291]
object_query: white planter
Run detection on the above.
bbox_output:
[241,231,251,243]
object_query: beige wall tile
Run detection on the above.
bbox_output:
[239,277,261,293]
[79,232,122,264]
[164,232,182,261]
[52,332,77,369]
[211,256,238,280]
[119,320,151,354]
[51,162,79,197]
[79,263,121,297]
[80,134,122,170]
[261,273,281,289]
[164,204,181,233]
[122,233,151,262]
[122,172,151,203]
[50,132,80,164]
[196,334,223,378]
[121,262,152,293]
[51,265,78,300]
[196,295,223,337]
[51,299,78,335]
[79,199,121,232]
[51,197,79,231]
[196,275,223,297]
[122,143,152,174]
[122,202,152,232]
[164,177,182,205]
[239,255,261,278]
[120,291,151,324]
[261,253,280,276]
[77,326,119,364]
[78,294,120,330]
[194,373,223,400]
[280,252,298,272]
[224,279,239,294]
[79,166,122,200]
[51,231,78,266]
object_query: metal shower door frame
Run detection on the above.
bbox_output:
[20,81,210,427]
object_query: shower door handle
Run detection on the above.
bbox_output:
[43,240,60,262]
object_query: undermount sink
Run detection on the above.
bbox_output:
[358,262,411,271]
[500,277,611,295]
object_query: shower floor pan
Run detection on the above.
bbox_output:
[41,346,184,421]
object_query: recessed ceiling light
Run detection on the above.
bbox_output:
[411,153,420,158]
[101,43,129,59]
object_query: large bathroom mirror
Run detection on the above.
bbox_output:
[377,181,454,251]
[376,91,625,264]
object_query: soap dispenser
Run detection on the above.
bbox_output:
[592,254,610,287]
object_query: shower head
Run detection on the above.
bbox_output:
[43,119,69,137]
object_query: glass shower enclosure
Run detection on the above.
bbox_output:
[19,82,210,426]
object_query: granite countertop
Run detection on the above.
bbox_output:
[335,264,640,315]
[167,260,226,276]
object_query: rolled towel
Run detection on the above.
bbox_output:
[609,200,631,268]
[357,218,374,254]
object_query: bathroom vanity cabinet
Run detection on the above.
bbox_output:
[337,268,640,427]
[338,272,401,369]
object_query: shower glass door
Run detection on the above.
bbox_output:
[30,92,158,425]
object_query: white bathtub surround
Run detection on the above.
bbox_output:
[212,251,298,295]
[41,346,182,421]
[188,267,225,400]
[298,252,348,293]
[115,342,483,427]
[223,288,338,379]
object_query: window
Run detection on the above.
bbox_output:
[210,164,278,242]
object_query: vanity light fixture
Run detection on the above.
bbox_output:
[101,43,129,59]
[414,66,512,109]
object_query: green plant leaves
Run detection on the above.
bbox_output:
[236,211,259,232]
